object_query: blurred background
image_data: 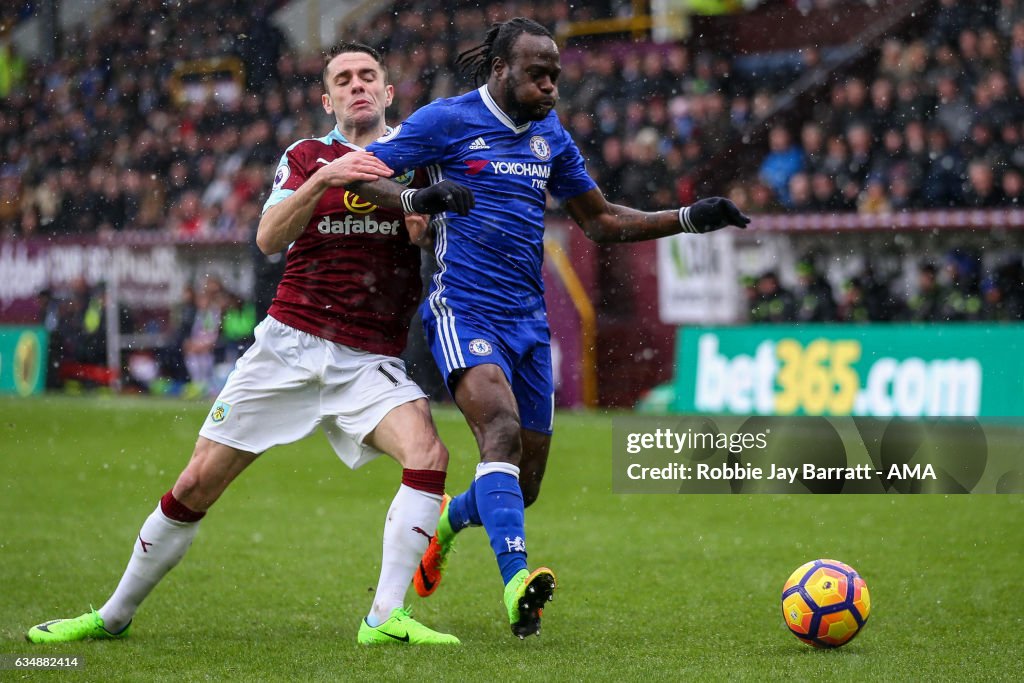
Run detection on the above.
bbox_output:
[1,0,1022,417]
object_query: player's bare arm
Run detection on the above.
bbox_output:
[565,187,751,244]
[349,176,476,217]
[257,151,393,254]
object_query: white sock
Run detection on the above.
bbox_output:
[98,504,201,632]
[366,484,441,627]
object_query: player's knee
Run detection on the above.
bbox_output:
[406,435,449,471]
[171,439,221,510]
[171,465,201,506]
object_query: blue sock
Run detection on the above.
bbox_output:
[446,481,481,533]
[474,462,528,585]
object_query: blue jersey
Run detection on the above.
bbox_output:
[368,86,596,316]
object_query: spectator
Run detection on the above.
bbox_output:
[933,74,974,143]
[699,91,734,155]
[889,170,919,211]
[963,159,1006,207]
[892,78,933,130]
[620,128,672,208]
[793,258,837,322]
[820,134,852,188]
[857,176,893,214]
[759,125,803,206]
[870,127,906,182]
[182,276,224,391]
[748,179,784,213]
[1001,168,1024,205]
[800,121,826,175]
[922,126,965,207]
[906,263,945,322]
[867,77,896,134]
[158,284,197,385]
[995,121,1024,171]
[750,271,796,323]
[929,0,974,49]
[862,262,903,321]
[941,251,984,321]
[1010,19,1024,81]
[844,122,874,186]
[978,27,1007,73]
[837,77,872,131]
[787,172,814,212]
[956,28,984,84]
[812,81,848,134]
[0,172,23,237]
[641,51,671,100]
[68,280,108,367]
[961,121,997,162]
[0,41,26,98]
[727,183,751,213]
[981,276,1013,321]
[999,0,1024,36]
[837,278,871,323]
[595,136,627,201]
[809,171,845,211]
[902,119,931,190]
[987,258,1024,319]
[877,38,905,82]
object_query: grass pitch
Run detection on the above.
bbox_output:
[1,396,1020,681]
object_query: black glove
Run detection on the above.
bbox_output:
[679,197,751,234]
[401,180,475,216]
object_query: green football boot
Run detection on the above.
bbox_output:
[357,607,460,645]
[503,567,556,639]
[26,609,130,644]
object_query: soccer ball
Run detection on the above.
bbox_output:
[781,559,870,648]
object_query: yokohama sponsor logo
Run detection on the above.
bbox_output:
[317,214,400,236]
[489,161,551,178]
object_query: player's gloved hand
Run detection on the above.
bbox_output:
[678,197,751,233]
[401,180,475,216]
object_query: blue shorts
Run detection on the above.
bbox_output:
[421,302,554,435]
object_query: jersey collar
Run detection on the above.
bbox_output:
[327,125,395,150]
[478,85,531,134]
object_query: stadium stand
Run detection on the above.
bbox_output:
[2,0,1022,402]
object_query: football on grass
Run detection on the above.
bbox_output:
[781,559,870,648]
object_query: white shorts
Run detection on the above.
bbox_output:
[198,316,426,469]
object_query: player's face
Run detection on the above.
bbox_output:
[322,52,393,131]
[498,34,560,122]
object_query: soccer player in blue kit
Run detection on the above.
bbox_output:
[366,17,750,639]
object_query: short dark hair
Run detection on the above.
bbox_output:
[322,41,387,88]
[455,17,554,86]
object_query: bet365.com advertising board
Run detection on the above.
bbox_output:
[0,326,47,397]
[672,324,1024,418]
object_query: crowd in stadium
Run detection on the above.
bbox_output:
[2,0,1023,340]
[746,250,1024,324]
[4,0,1024,241]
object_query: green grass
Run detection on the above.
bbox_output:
[0,396,1021,681]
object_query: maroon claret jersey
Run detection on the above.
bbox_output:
[262,128,422,357]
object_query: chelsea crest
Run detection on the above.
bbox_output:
[529,136,550,161]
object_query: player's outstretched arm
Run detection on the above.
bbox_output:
[565,188,750,244]
[257,151,393,254]
[349,178,475,217]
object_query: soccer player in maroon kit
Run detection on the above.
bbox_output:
[26,43,471,646]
